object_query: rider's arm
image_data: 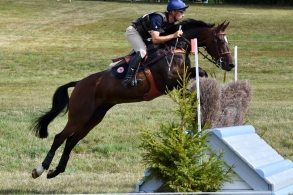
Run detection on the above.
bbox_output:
[149,15,182,44]
[151,30,182,44]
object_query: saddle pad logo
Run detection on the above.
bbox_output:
[110,62,128,79]
[117,67,124,73]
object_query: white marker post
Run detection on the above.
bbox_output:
[234,46,238,81]
[192,39,202,166]
[192,38,201,133]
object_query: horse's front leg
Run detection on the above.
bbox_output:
[188,67,208,78]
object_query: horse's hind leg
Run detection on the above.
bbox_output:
[46,104,114,179]
[32,102,96,178]
[32,119,86,179]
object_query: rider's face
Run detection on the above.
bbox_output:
[174,10,185,21]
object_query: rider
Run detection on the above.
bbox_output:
[122,0,189,87]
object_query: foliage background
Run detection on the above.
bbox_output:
[94,0,293,6]
[221,0,293,5]
[0,0,292,193]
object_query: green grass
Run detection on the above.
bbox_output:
[0,0,293,193]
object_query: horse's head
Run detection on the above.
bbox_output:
[204,21,235,71]
[170,19,235,72]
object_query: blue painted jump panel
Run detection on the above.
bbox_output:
[209,125,293,195]
[136,125,293,194]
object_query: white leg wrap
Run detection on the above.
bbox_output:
[35,166,44,176]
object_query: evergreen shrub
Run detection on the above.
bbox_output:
[140,70,234,192]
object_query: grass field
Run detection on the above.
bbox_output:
[0,0,293,193]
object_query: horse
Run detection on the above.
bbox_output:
[31,19,234,179]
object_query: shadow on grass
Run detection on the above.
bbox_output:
[0,189,58,194]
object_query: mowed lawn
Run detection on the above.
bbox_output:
[0,0,293,193]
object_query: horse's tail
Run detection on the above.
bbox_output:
[32,81,78,138]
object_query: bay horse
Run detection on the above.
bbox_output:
[31,19,234,179]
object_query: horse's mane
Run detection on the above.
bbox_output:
[166,19,215,34]
[178,19,215,28]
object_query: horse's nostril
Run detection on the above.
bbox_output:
[229,64,235,68]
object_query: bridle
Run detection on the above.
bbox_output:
[178,27,231,69]
[165,27,232,70]
[197,28,231,68]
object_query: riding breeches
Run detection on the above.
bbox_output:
[125,25,147,59]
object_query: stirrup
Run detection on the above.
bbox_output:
[122,78,142,87]
[132,78,142,86]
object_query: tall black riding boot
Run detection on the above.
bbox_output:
[122,51,142,87]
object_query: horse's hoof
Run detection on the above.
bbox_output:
[32,166,45,179]
[32,169,40,179]
[47,170,55,179]
[47,169,60,179]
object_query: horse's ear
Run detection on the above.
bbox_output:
[223,22,230,31]
[216,21,225,32]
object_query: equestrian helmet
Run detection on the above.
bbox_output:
[167,0,189,12]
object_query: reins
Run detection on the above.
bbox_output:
[145,25,230,72]
[183,28,231,69]
[166,25,182,71]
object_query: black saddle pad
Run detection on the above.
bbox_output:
[111,62,128,79]
[110,42,159,79]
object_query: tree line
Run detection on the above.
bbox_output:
[129,0,293,6]
[221,0,293,5]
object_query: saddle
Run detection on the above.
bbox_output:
[110,40,187,101]
[110,40,164,67]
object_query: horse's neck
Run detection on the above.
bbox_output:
[185,27,213,47]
